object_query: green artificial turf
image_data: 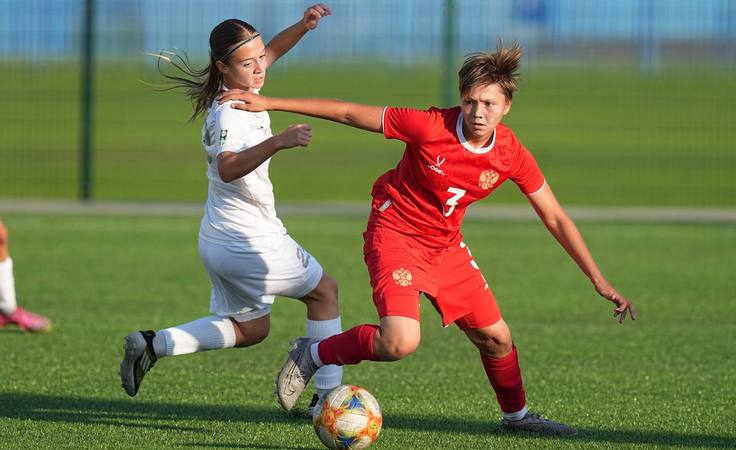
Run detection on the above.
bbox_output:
[0,213,734,449]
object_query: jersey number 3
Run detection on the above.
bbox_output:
[443,187,466,217]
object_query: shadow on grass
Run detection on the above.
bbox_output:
[0,328,26,334]
[0,393,733,448]
[181,445,319,449]
[388,415,736,448]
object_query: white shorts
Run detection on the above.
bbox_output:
[198,234,323,322]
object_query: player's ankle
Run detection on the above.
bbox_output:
[310,342,324,368]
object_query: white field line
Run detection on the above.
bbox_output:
[1,199,736,224]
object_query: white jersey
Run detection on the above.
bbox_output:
[198,90,286,246]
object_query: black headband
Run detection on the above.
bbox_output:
[218,33,261,62]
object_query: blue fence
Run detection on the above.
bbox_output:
[1,0,734,67]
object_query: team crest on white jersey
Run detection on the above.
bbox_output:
[479,170,499,190]
[219,129,228,146]
[392,268,413,287]
[428,155,446,175]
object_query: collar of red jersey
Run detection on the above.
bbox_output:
[456,113,495,154]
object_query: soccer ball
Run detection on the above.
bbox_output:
[312,384,383,449]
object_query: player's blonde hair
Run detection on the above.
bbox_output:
[458,42,522,101]
[149,19,259,121]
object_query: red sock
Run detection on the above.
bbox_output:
[480,344,527,413]
[317,324,380,366]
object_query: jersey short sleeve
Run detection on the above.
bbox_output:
[509,141,546,195]
[212,102,259,155]
[215,102,249,154]
[383,107,445,145]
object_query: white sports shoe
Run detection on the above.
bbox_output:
[120,330,158,397]
[276,337,318,411]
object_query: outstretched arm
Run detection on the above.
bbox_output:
[265,3,331,68]
[218,90,384,133]
[527,183,636,323]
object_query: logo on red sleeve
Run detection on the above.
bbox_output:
[479,170,499,190]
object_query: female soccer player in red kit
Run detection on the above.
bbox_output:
[220,43,636,435]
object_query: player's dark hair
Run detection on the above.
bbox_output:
[150,19,259,121]
[458,41,521,101]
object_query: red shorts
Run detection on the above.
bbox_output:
[363,226,501,329]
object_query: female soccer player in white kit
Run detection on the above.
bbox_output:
[119,4,342,411]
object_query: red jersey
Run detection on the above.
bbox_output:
[369,106,545,248]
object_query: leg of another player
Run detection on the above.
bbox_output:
[0,220,8,262]
[299,273,343,398]
[0,220,14,317]
[0,221,12,314]
[0,218,52,332]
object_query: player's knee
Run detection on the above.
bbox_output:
[233,318,270,347]
[320,274,339,306]
[377,334,420,361]
[249,325,270,345]
[473,327,512,357]
[495,336,513,357]
[490,334,513,356]
[304,274,339,307]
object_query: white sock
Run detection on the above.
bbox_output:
[307,317,343,397]
[155,315,237,357]
[310,343,323,367]
[503,405,529,421]
[0,258,18,315]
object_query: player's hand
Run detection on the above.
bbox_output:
[218,89,268,112]
[595,280,636,324]
[303,3,331,30]
[278,124,312,149]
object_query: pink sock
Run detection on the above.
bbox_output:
[317,324,380,365]
[480,345,527,413]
